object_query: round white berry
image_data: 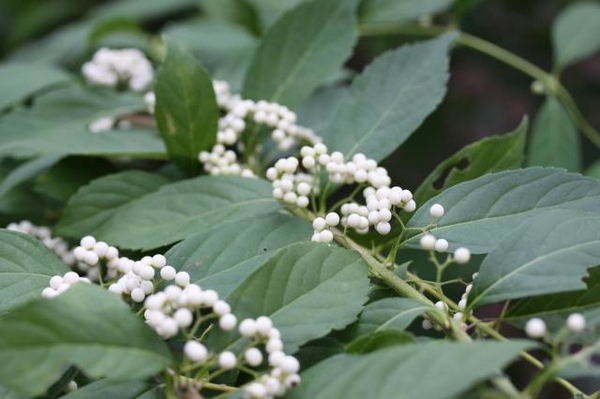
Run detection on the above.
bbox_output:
[218,351,237,369]
[139,265,155,280]
[93,241,109,257]
[429,203,445,218]
[184,340,208,363]
[83,251,99,266]
[266,338,283,353]
[255,316,273,336]
[376,222,391,235]
[319,230,334,243]
[453,247,471,264]
[566,313,586,333]
[151,254,167,268]
[525,318,546,338]
[434,238,449,252]
[280,356,300,374]
[80,235,96,250]
[419,234,436,250]
[160,265,177,280]
[175,271,190,287]
[130,288,145,303]
[239,318,257,337]
[213,300,231,316]
[325,212,340,227]
[63,271,80,285]
[312,217,326,232]
[404,200,416,212]
[219,313,237,331]
[244,347,263,367]
[244,382,267,399]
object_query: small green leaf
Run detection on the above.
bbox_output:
[0,62,72,111]
[155,36,219,176]
[346,330,414,354]
[242,0,358,109]
[0,284,172,396]
[166,213,311,297]
[359,0,454,24]
[469,211,600,308]
[322,33,456,162]
[0,230,70,316]
[56,170,169,239]
[414,118,526,205]
[289,341,533,399]
[406,168,600,253]
[62,380,160,399]
[354,298,430,337]
[0,86,165,159]
[90,176,281,250]
[527,97,580,172]
[212,242,370,353]
[552,1,600,70]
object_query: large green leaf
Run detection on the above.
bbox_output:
[155,37,219,176]
[505,267,600,327]
[527,97,580,172]
[552,1,600,70]
[0,86,165,159]
[56,170,169,239]
[0,230,70,316]
[0,284,171,396]
[322,33,456,162]
[166,212,311,296]
[406,168,600,253]
[242,0,358,109]
[353,298,430,337]
[468,212,600,308]
[0,62,72,111]
[359,0,454,24]
[297,85,349,135]
[89,176,281,250]
[212,242,370,353]
[62,380,162,399]
[414,118,526,205]
[289,341,532,399]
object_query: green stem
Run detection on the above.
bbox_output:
[358,23,600,149]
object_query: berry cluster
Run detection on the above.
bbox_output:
[82,48,153,92]
[266,157,316,208]
[198,143,255,177]
[41,271,91,298]
[419,204,471,261]
[6,220,75,265]
[525,313,587,339]
[311,213,339,243]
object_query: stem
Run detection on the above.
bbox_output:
[358,23,600,149]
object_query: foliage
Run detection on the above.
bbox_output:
[0,0,599,398]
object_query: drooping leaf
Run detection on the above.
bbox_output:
[163,20,257,70]
[353,298,431,337]
[211,242,370,353]
[346,330,414,354]
[406,168,600,253]
[468,212,600,308]
[242,0,358,109]
[89,176,281,250]
[166,213,311,296]
[0,155,64,197]
[0,86,165,159]
[0,62,72,111]
[505,266,600,326]
[322,33,456,162]
[289,341,533,399]
[552,1,600,70]
[414,118,526,205]
[155,36,219,176]
[0,284,172,396]
[56,170,169,239]
[62,380,162,399]
[0,230,70,315]
[527,97,580,172]
[359,0,454,24]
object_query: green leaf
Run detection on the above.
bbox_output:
[297,86,349,134]
[556,340,600,379]
[354,298,430,337]
[552,1,600,70]
[166,213,311,297]
[89,176,281,250]
[62,380,161,399]
[527,97,580,172]
[322,33,456,162]
[0,230,70,316]
[506,267,600,324]
[414,118,526,205]
[155,36,219,176]
[245,0,304,29]
[360,0,454,24]
[406,168,600,254]
[468,211,600,308]
[242,0,358,109]
[0,284,172,396]
[585,159,600,179]
[212,242,370,353]
[346,330,414,354]
[0,155,64,197]
[163,20,257,70]
[0,62,72,111]
[90,0,197,23]
[56,171,169,239]
[289,341,533,399]
[0,86,165,159]
[88,17,144,44]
